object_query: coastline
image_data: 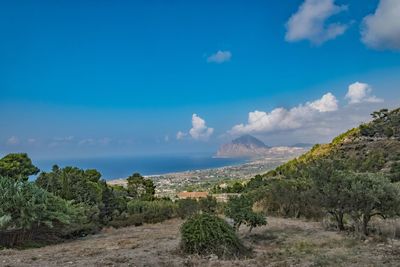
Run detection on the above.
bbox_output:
[107,152,306,196]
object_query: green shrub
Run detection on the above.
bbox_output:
[198,196,218,214]
[127,200,176,223]
[108,214,144,228]
[176,199,199,219]
[225,195,267,232]
[180,213,248,258]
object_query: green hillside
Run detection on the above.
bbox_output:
[264,108,400,182]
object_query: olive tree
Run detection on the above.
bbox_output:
[225,195,266,232]
[347,172,400,235]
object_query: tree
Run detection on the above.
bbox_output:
[225,195,266,232]
[127,173,155,201]
[312,171,352,231]
[307,160,351,230]
[36,165,103,206]
[0,176,77,246]
[99,181,126,223]
[347,172,400,235]
[230,182,244,193]
[0,153,39,181]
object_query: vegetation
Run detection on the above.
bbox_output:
[1,106,400,261]
[180,213,247,258]
[176,198,199,219]
[127,199,176,224]
[198,196,218,214]
[240,108,400,236]
[211,180,245,193]
[0,176,81,247]
[0,153,39,181]
[225,195,266,232]
[127,172,155,201]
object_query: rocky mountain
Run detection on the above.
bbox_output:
[216,134,308,158]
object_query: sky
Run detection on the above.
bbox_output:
[1,0,400,159]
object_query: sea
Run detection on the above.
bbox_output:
[33,154,247,180]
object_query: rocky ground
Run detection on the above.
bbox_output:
[1,217,399,267]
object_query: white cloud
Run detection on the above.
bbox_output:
[176,131,187,140]
[6,136,19,145]
[230,92,338,135]
[285,0,348,44]
[361,0,400,50]
[308,92,338,112]
[189,114,214,141]
[177,114,214,141]
[345,82,383,104]
[207,50,232,64]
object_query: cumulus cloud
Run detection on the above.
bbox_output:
[230,92,338,135]
[308,92,339,112]
[189,114,214,140]
[285,0,348,44]
[6,136,19,145]
[345,82,383,104]
[361,0,400,50]
[177,114,214,141]
[207,50,232,64]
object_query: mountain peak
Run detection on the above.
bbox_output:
[231,135,268,148]
[216,135,307,158]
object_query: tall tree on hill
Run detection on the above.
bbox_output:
[127,173,155,201]
[0,153,39,181]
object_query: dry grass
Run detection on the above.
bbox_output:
[1,217,400,266]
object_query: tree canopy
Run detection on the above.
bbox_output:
[0,153,39,181]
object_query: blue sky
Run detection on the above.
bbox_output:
[1,0,400,159]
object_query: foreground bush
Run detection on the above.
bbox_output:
[180,213,248,258]
[0,176,79,247]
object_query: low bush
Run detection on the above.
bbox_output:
[198,196,218,214]
[180,213,248,259]
[127,200,176,223]
[176,199,199,219]
[108,214,145,228]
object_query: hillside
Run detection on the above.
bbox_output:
[265,108,400,181]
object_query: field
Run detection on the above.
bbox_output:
[1,217,399,267]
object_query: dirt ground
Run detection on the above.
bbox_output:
[1,217,400,267]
